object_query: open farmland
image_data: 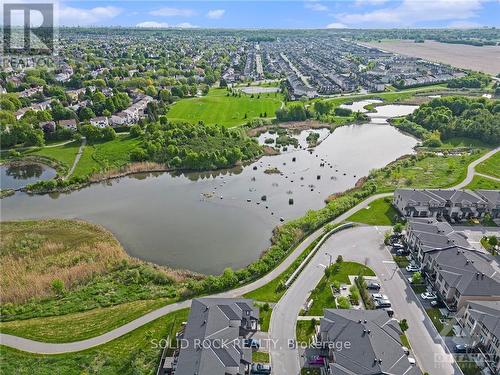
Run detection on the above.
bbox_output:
[364,40,500,75]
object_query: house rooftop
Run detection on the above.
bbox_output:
[320,309,421,375]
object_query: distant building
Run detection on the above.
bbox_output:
[393,189,488,221]
[58,119,78,132]
[90,116,109,128]
[476,190,500,219]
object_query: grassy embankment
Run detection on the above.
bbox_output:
[0,308,189,375]
[347,196,399,226]
[167,88,283,128]
[0,220,191,335]
[475,150,500,179]
[466,175,500,190]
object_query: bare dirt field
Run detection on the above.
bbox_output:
[363,40,500,75]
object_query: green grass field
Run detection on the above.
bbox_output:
[167,88,283,127]
[347,197,399,225]
[296,319,318,344]
[0,299,170,343]
[466,175,500,190]
[71,135,140,178]
[475,151,499,179]
[27,141,81,170]
[0,309,189,375]
[306,262,374,316]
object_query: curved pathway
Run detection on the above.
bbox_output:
[0,147,498,354]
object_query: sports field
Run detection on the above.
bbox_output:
[167,88,283,127]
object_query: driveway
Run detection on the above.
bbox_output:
[269,226,462,375]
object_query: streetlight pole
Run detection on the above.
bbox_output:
[325,252,332,268]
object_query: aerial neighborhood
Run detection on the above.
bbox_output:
[0,19,499,375]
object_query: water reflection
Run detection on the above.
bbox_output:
[0,163,57,190]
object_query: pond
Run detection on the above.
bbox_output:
[0,163,57,190]
[1,104,418,274]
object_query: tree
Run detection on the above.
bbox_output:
[130,125,144,138]
[411,272,423,285]
[393,222,404,233]
[488,236,498,248]
[337,296,351,309]
[399,319,409,332]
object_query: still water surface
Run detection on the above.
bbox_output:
[0,163,57,190]
[2,104,417,274]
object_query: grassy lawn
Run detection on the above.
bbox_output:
[426,307,445,332]
[0,308,189,375]
[307,262,375,316]
[252,351,270,363]
[393,256,410,268]
[296,319,318,344]
[72,135,141,178]
[400,334,411,349]
[465,175,500,190]
[258,305,272,332]
[347,197,399,225]
[412,285,427,294]
[458,356,483,375]
[26,141,81,170]
[0,298,171,342]
[475,151,499,179]
[167,88,282,127]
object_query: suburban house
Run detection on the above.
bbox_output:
[457,300,500,374]
[476,190,500,219]
[39,121,56,133]
[58,119,78,131]
[394,189,488,220]
[90,116,109,128]
[317,309,421,375]
[18,86,43,98]
[422,246,500,311]
[110,95,153,127]
[405,218,471,264]
[161,298,259,375]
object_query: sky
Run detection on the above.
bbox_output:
[2,0,500,29]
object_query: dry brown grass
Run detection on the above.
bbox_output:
[0,219,129,303]
[90,162,168,181]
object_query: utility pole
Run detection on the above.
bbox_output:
[325,252,333,268]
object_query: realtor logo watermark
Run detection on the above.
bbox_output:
[3,3,55,55]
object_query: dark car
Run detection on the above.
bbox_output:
[243,338,260,349]
[367,282,381,290]
[396,249,410,256]
[251,363,272,374]
[454,344,471,353]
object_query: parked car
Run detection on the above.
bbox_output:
[402,346,410,355]
[367,282,381,290]
[406,264,421,272]
[421,292,437,300]
[392,243,405,250]
[374,299,391,308]
[408,357,416,365]
[308,355,326,365]
[372,293,389,301]
[454,344,474,354]
[430,300,445,308]
[396,249,410,256]
[244,338,260,349]
[251,363,272,374]
[384,308,394,317]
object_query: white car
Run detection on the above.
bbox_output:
[406,264,421,272]
[402,346,410,355]
[408,357,416,365]
[372,293,389,300]
[420,292,437,300]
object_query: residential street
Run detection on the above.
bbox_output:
[269,225,462,375]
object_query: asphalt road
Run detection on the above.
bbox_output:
[1,147,497,354]
[269,226,462,375]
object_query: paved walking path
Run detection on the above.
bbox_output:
[0,147,497,354]
[66,137,86,178]
[475,172,500,182]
